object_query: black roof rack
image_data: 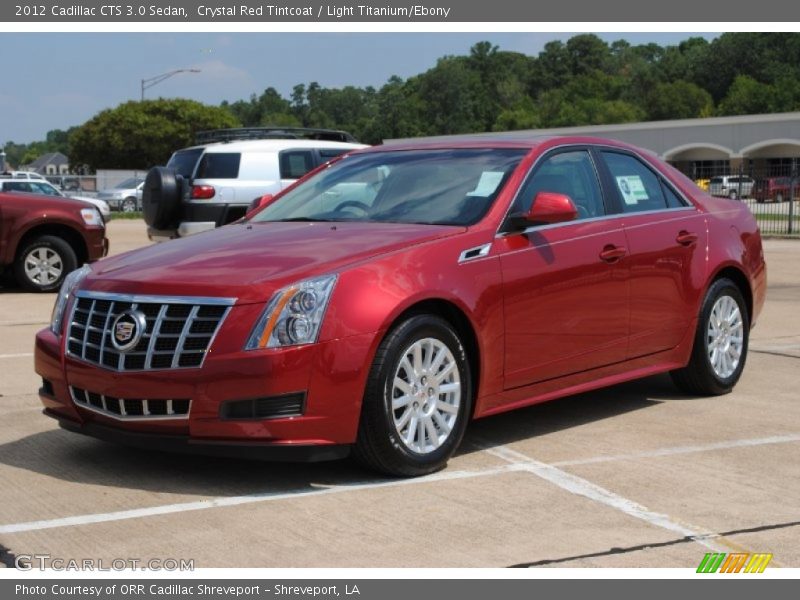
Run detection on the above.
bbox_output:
[195,127,358,145]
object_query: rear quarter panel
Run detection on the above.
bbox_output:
[700,195,766,326]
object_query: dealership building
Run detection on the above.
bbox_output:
[394,111,800,180]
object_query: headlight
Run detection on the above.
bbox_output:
[245,274,337,350]
[80,208,104,227]
[50,264,91,335]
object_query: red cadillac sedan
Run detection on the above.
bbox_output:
[35,137,767,476]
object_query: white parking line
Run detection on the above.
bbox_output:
[480,443,729,552]
[0,353,33,359]
[550,433,800,467]
[0,464,522,534]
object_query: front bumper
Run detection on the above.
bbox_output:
[35,320,378,461]
[46,409,349,462]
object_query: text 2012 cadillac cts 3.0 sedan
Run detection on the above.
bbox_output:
[35,137,767,476]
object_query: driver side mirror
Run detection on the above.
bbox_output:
[509,191,578,229]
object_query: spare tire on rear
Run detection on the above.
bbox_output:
[143,166,183,230]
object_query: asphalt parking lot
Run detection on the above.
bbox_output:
[0,220,798,568]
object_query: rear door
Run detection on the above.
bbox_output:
[597,150,707,358]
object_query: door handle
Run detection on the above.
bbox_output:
[676,230,698,246]
[599,244,627,263]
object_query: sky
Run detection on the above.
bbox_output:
[0,32,716,144]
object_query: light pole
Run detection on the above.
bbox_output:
[0,149,6,172]
[141,69,201,101]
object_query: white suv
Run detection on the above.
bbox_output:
[143,128,367,240]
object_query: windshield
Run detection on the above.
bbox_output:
[166,148,204,178]
[115,177,143,189]
[250,148,527,226]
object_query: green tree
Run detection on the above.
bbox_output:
[69,99,239,171]
[717,75,772,115]
[646,80,713,120]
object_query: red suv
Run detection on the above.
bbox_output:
[35,137,766,476]
[0,190,108,292]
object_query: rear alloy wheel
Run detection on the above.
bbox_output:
[671,278,749,395]
[776,193,784,203]
[353,314,472,477]
[121,197,137,213]
[728,190,738,200]
[14,235,77,292]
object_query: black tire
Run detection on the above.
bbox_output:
[121,197,137,213]
[728,190,738,200]
[14,235,77,293]
[776,193,784,203]
[142,166,183,229]
[353,314,472,477]
[670,278,749,396]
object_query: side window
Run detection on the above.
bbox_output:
[515,150,605,219]
[601,151,667,213]
[318,148,349,164]
[30,182,57,196]
[195,153,241,179]
[662,183,687,208]
[7,182,32,192]
[280,151,315,180]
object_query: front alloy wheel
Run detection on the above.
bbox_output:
[390,337,461,454]
[354,314,472,477]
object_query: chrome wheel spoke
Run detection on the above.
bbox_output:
[432,410,451,433]
[392,394,412,410]
[396,407,413,431]
[424,417,438,448]
[434,361,456,385]
[405,415,418,446]
[436,400,458,414]
[438,382,460,395]
[394,377,412,396]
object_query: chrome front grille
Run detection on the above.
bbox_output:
[70,386,190,420]
[66,291,235,371]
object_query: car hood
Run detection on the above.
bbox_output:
[85,221,464,304]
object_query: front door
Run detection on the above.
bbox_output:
[498,149,630,390]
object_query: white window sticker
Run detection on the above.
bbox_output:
[616,175,649,205]
[467,171,504,197]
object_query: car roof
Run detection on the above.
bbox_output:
[371,135,651,154]
[180,139,368,153]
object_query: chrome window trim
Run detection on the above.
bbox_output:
[497,142,699,236]
[73,290,237,306]
[70,387,191,421]
[495,205,698,238]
